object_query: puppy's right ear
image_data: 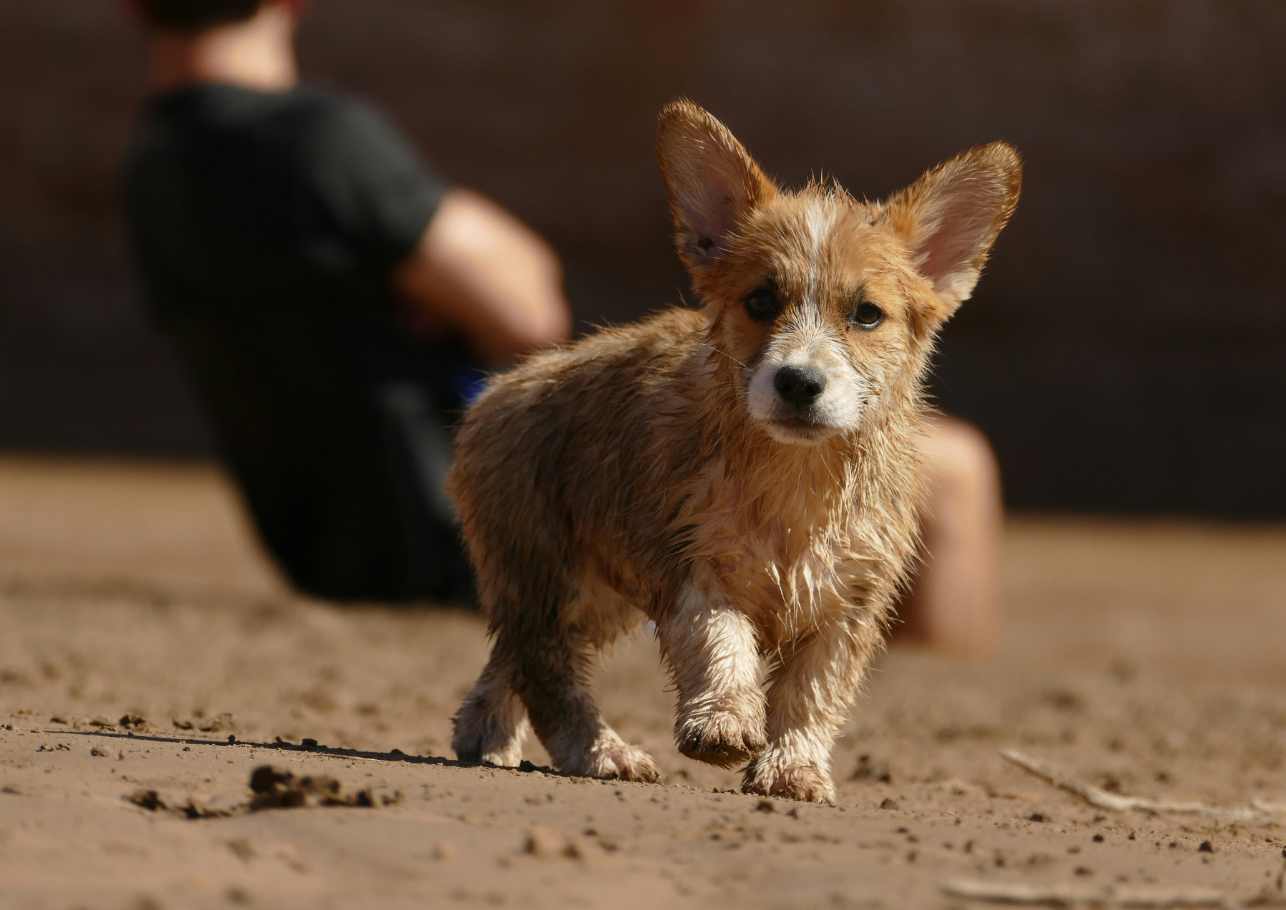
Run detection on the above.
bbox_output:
[657,100,777,275]
[881,142,1022,316]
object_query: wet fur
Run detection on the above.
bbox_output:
[449,101,1020,801]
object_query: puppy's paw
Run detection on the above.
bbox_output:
[743,761,835,804]
[451,708,527,767]
[677,710,766,768]
[588,741,662,783]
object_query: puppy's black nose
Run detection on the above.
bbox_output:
[774,365,827,408]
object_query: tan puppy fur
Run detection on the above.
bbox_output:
[449,101,1020,802]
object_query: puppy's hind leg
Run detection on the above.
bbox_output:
[452,651,530,767]
[504,621,660,783]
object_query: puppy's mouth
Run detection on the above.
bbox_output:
[761,415,841,446]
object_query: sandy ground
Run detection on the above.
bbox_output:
[1,455,1284,909]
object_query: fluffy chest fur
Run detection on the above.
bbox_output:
[668,395,920,645]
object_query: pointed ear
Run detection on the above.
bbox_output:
[657,100,777,274]
[882,142,1022,313]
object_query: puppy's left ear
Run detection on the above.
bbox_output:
[882,142,1022,314]
[657,100,778,276]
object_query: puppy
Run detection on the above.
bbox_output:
[449,100,1020,803]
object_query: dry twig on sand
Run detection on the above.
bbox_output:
[939,877,1278,909]
[999,749,1286,823]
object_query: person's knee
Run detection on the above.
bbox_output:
[919,417,1001,504]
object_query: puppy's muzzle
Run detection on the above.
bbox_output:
[774,365,827,411]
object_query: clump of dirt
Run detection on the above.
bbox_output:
[172,712,236,733]
[118,713,150,731]
[248,765,402,810]
[127,789,232,819]
[127,765,402,819]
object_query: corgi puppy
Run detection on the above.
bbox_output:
[449,100,1020,802]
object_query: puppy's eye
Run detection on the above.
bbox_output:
[744,285,780,321]
[851,301,884,329]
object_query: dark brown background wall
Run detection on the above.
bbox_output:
[1,1,1284,515]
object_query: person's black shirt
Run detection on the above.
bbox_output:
[124,83,474,603]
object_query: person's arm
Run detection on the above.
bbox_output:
[392,188,573,365]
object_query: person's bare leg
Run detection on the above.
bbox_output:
[896,416,1003,658]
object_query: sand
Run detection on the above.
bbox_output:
[0,455,1284,909]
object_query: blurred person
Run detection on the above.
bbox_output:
[121,0,1001,652]
[123,0,571,603]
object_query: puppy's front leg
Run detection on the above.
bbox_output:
[657,569,766,768]
[744,614,883,803]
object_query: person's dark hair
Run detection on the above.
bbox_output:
[138,0,264,31]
